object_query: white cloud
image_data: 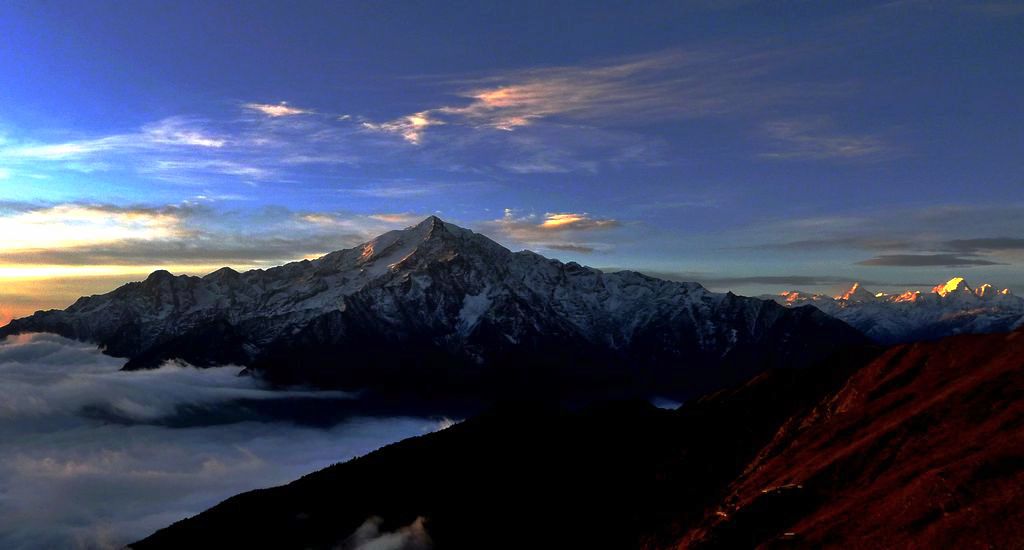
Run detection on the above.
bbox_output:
[142,117,226,148]
[0,204,186,252]
[361,111,443,144]
[2,142,104,160]
[367,213,422,224]
[0,117,227,166]
[0,333,445,549]
[244,102,311,117]
[342,516,432,550]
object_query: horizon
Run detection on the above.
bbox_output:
[2,1,1023,323]
[4,213,1012,322]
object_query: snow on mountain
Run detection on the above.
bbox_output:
[769,277,1024,344]
[837,282,875,302]
[0,216,865,397]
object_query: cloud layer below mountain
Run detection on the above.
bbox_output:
[0,333,444,549]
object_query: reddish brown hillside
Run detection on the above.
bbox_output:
[676,329,1024,549]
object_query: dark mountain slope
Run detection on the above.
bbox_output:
[131,346,878,550]
[134,328,1024,549]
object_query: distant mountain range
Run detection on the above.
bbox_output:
[130,326,1024,550]
[0,216,863,400]
[767,277,1024,344]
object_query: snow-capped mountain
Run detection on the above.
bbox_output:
[1,217,864,397]
[771,277,1024,344]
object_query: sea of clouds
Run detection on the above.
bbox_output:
[0,333,447,549]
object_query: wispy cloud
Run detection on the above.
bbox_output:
[0,117,226,163]
[758,117,891,160]
[360,48,818,146]
[943,237,1024,253]
[338,181,480,199]
[538,212,619,231]
[146,159,270,180]
[856,253,1006,267]
[745,236,913,252]
[734,203,1024,269]
[361,111,443,144]
[0,201,420,269]
[0,45,884,185]
[244,101,312,117]
[141,117,227,148]
[483,209,620,253]
[368,212,423,224]
[602,269,925,290]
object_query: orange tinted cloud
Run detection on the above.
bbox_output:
[368,213,422,224]
[361,111,443,144]
[485,209,620,253]
[539,212,619,231]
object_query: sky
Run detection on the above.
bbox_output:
[1,0,1023,323]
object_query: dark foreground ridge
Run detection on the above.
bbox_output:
[0,216,865,402]
[132,327,1024,549]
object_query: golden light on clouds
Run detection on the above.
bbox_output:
[361,111,443,144]
[368,213,420,224]
[0,264,258,323]
[244,101,310,117]
[0,205,184,251]
[485,209,620,254]
[539,212,619,231]
[300,213,342,226]
[0,205,197,324]
[471,87,521,108]
[0,264,236,280]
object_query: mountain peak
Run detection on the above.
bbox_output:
[836,282,874,301]
[145,269,175,282]
[414,214,445,231]
[933,277,971,297]
[344,215,505,273]
[408,215,475,243]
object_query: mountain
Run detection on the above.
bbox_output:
[675,327,1024,549]
[130,327,1024,549]
[769,277,1024,344]
[0,216,864,400]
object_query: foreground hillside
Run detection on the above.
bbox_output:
[675,327,1024,548]
[133,328,1023,549]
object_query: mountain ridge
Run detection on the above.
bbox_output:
[0,216,864,399]
[770,277,1024,344]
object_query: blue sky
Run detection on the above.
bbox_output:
[0,0,1022,319]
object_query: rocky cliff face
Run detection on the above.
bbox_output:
[1,216,864,396]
